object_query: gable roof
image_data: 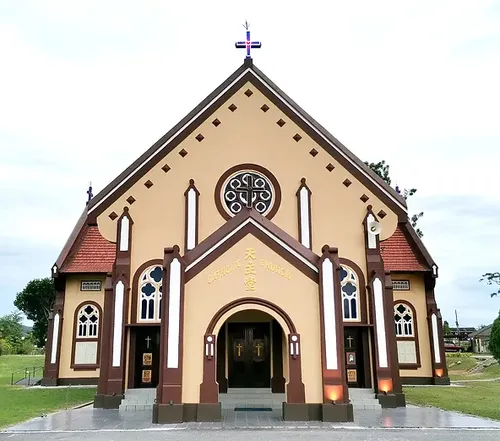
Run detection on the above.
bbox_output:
[381,223,435,272]
[86,58,407,222]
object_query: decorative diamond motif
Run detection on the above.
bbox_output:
[161,164,171,173]
[144,180,154,189]
[293,133,302,142]
[195,133,204,142]
[276,119,286,127]
[109,212,118,220]
[343,179,352,187]
[360,194,369,203]
[179,149,188,158]
[212,118,221,127]
[126,196,136,205]
[228,103,237,112]
[309,149,318,157]
[326,163,335,172]
[377,210,387,219]
[244,89,253,97]
[261,104,270,112]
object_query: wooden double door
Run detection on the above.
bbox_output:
[344,327,371,388]
[133,327,160,388]
[228,323,271,388]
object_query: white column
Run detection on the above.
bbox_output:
[50,313,60,364]
[373,277,388,368]
[186,188,197,251]
[119,217,130,252]
[112,281,124,367]
[167,258,182,368]
[431,313,441,364]
[299,186,311,249]
[321,258,338,370]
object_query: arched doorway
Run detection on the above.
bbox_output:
[200,298,305,412]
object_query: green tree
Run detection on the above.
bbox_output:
[365,160,424,238]
[480,272,500,298]
[489,311,500,362]
[0,312,24,354]
[443,320,451,336]
[14,278,55,347]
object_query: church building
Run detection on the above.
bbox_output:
[43,50,449,423]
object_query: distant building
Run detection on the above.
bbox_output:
[470,325,493,353]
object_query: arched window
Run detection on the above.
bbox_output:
[393,301,421,368]
[139,265,163,322]
[77,304,99,338]
[341,266,360,321]
[72,301,102,368]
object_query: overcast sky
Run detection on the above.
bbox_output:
[1,1,499,327]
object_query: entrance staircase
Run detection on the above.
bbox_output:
[220,388,285,410]
[119,388,156,412]
[348,388,381,410]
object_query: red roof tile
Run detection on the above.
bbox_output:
[61,226,116,273]
[381,225,428,272]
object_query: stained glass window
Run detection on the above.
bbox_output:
[341,266,360,321]
[139,265,163,322]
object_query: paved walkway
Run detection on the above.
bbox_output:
[3,405,500,432]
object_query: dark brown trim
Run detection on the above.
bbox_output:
[127,327,137,389]
[393,300,422,369]
[184,208,319,283]
[271,319,285,393]
[339,258,368,324]
[205,297,297,335]
[42,286,65,386]
[184,179,200,254]
[199,334,218,403]
[157,246,186,405]
[296,178,313,250]
[70,301,103,370]
[318,246,349,404]
[213,163,282,221]
[86,63,406,226]
[58,377,98,386]
[130,259,163,325]
[287,333,306,403]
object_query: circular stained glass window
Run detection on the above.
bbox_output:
[222,170,275,216]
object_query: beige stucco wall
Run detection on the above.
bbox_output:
[59,275,105,379]
[96,82,399,292]
[393,273,432,378]
[182,234,323,403]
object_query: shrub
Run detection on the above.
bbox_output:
[489,311,500,362]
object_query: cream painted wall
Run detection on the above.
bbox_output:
[393,274,432,378]
[96,82,399,290]
[59,275,105,379]
[182,235,323,403]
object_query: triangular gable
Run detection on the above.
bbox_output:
[183,208,319,283]
[86,58,407,222]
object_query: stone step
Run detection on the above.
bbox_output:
[226,388,272,394]
[119,404,154,412]
[352,404,382,410]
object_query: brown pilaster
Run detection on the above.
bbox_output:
[425,273,450,385]
[154,245,186,423]
[94,207,133,409]
[184,179,200,254]
[296,177,313,250]
[42,278,65,386]
[286,333,306,403]
[363,206,404,407]
[271,319,285,393]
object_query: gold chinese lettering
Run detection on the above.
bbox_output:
[245,247,256,260]
[245,261,256,275]
[244,275,257,291]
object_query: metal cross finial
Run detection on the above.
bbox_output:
[235,20,261,59]
[86,182,93,204]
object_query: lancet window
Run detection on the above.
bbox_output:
[139,265,163,322]
[341,265,360,321]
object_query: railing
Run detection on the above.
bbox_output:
[10,366,44,386]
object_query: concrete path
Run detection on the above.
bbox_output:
[2,405,500,433]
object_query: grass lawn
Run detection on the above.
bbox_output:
[404,381,500,421]
[0,355,96,429]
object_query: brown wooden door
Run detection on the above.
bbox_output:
[134,327,160,388]
[228,323,270,388]
[344,327,366,388]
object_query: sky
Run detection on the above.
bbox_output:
[1,0,499,327]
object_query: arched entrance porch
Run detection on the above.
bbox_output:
[199,298,306,416]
